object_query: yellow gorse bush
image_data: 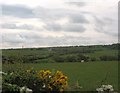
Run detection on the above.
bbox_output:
[37,70,52,79]
[37,70,68,92]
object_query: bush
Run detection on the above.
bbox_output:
[53,54,89,62]
[2,69,68,93]
[2,69,41,92]
[2,83,33,93]
[90,57,96,61]
[37,70,68,92]
[2,83,20,93]
[99,55,118,61]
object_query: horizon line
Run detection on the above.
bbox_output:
[1,43,119,50]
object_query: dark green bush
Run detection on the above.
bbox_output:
[2,69,43,93]
[2,83,20,93]
[99,55,118,61]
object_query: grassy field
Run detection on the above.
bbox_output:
[2,46,118,58]
[2,44,119,92]
[2,46,119,65]
[2,61,118,91]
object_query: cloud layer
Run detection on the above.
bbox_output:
[1,0,118,48]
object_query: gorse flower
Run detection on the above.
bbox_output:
[51,70,68,87]
[37,70,52,80]
[37,70,68,92]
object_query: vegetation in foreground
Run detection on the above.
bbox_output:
[2,61,118,92]
[2,69,68,93]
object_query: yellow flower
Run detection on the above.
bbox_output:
[36,69,68,91]
[37,70,52,79]
[47,84,53,90]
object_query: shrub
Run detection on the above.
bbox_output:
[2,69,68,93]
[37,70,68,92]
[99,55,118,61]
[90,57,96,61]
[2,83,33,93]
[2,83,20,93]
[3,69,45,93]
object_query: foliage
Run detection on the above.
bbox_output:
[2,69,41,92]
[2,61,118,91]
[2,69,68,93]
[2,83,33,93]
[53,54,89,62]
[99,55,118,61]
[2,83,20,93]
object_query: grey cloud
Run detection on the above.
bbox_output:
[38,8,88,32]
[2,34,24,44]
[1,23,17,29]
[2,33,43,48]
[43,23,62,31]
[2,4,34,18]
[66,2,86,7]
[19,33,42,40]
[62,24,85,32]
[33,7,68,20]
[68,14,89,23]
[2,4,89,25]
[1,23,34,30]
[43,36,89,46]
[1,4,88,38]
[43,22,86,32]
[2,32,92,48]
[1,23,43,31]
[18,24,35,30]
[1,21,86,32]
[33,6,89,24]
[94,16,118,36]
[2,32,114,48]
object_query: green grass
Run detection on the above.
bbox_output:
[2,46,118,63]
[2,61,118,91]
[87,49,118,58]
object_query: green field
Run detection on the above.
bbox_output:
[2,44,119,92]
[2,44,119,64]
[2,61,118,91]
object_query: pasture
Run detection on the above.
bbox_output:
[2,44,119,92]
[2,61,118,91]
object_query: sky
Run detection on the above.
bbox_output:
[0,0,119,49]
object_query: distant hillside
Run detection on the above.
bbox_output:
[2,43,119,64]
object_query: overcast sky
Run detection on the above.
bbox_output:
[0,0,119,49]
